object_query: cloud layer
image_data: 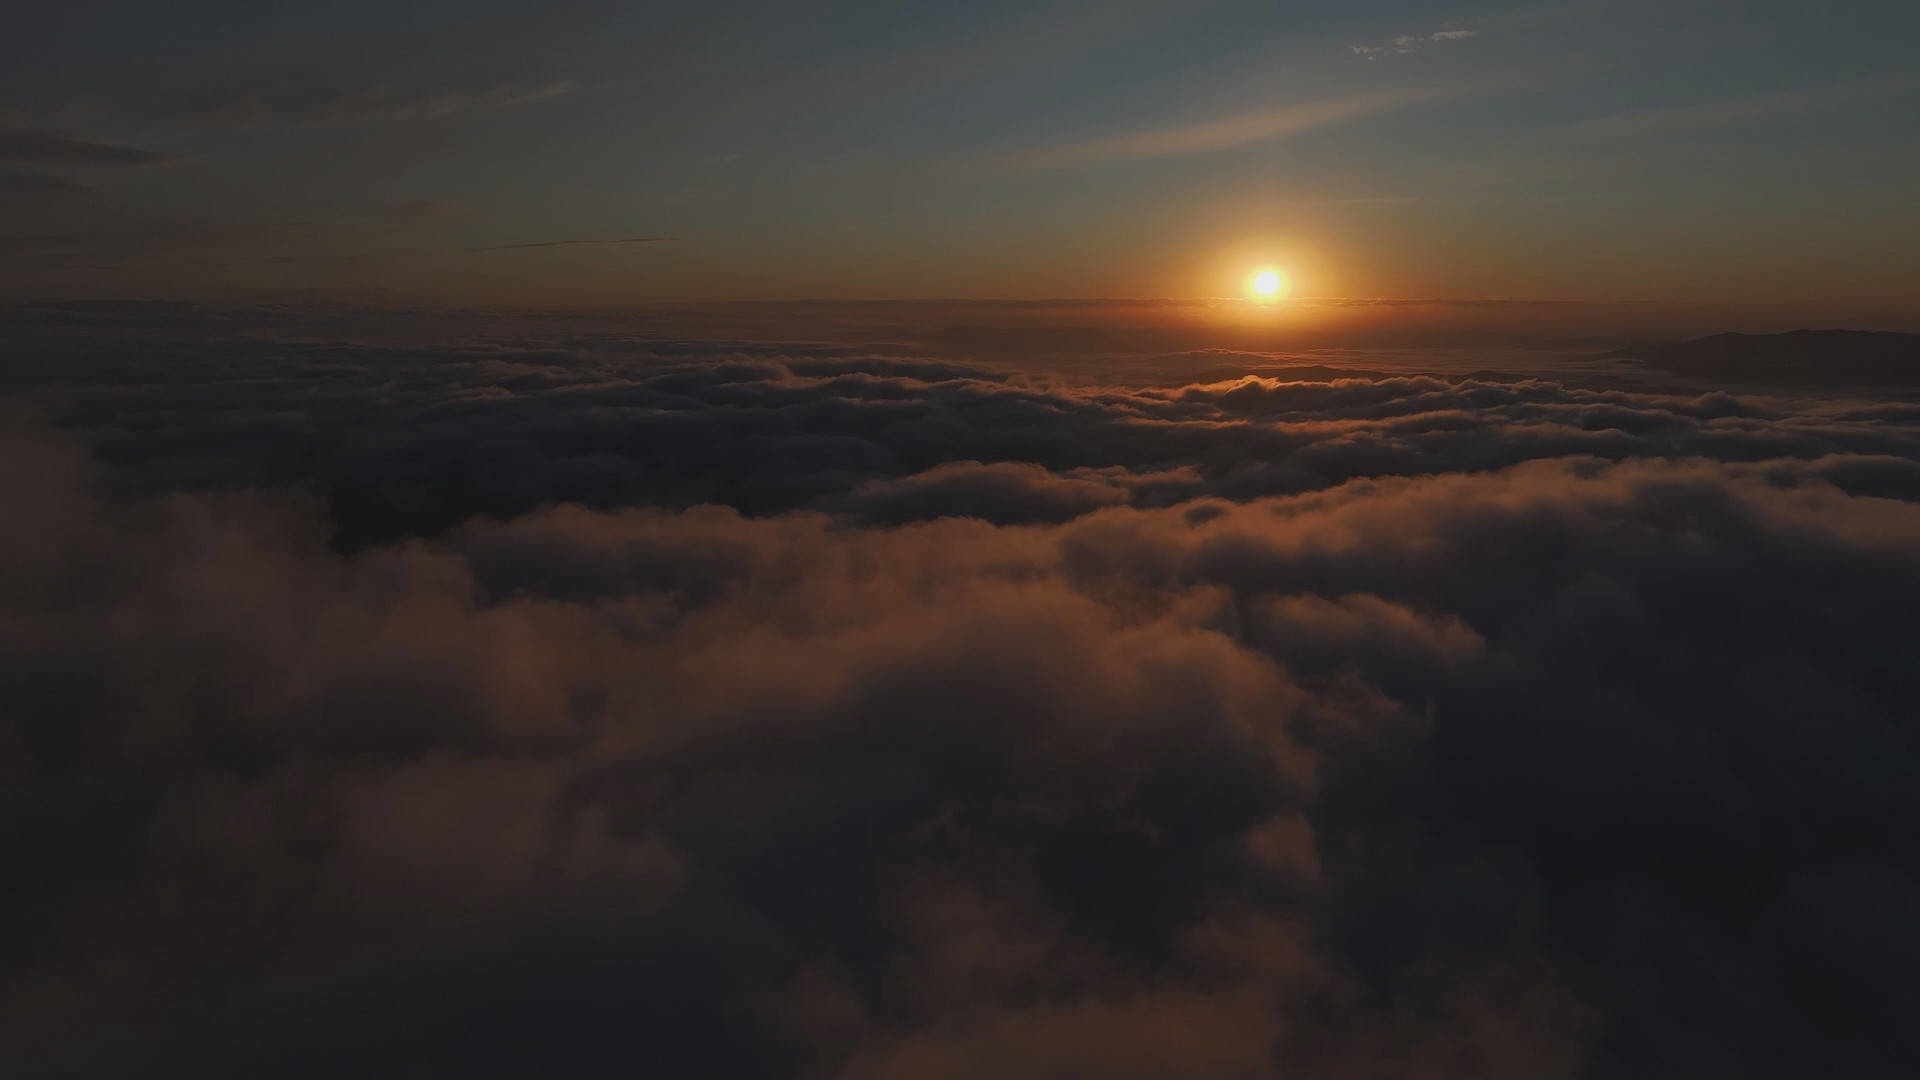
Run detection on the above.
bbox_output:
[3,307,1918,1077]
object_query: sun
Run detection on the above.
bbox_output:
[1247,266,1291,302]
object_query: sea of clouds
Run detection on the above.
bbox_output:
[3,303,1917,1077]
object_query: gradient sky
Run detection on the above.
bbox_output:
[5,0,1918,317]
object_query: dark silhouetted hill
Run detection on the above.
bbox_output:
[1608,330,1920,385]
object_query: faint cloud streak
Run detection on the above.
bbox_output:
[465,236,670,253]
[0,128,171,165]
[1352,29,1478,60]
[0,172,92,195]
[1002,85,1479,170]
[148,79,581,132]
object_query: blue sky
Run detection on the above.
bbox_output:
[3,0,1917,317]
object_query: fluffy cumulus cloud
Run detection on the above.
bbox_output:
[3,304,1919,1077]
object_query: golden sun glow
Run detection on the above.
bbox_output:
[1247,267,1291,302]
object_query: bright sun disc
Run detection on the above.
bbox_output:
[1248,267,1290,302]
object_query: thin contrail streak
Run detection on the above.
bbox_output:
[465,235,670,253]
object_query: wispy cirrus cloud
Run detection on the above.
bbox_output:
[1,206,671,275]
[1002,84,1477,170]
[256,235,671,276]
[0,202,468,269]
[145,78,581,133]
[1351,28,1478,60]
[0,127,171,165]
[0,172,92,196]
[465,235,669,253]
[1586,75,1918,138]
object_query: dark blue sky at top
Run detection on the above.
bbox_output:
[4,1,1917,312]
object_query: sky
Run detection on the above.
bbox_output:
[4,0,1919,319]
